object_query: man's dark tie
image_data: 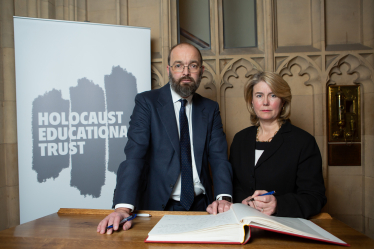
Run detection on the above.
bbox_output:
[179,99,194,210]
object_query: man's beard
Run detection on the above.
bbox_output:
[169,71,202,98]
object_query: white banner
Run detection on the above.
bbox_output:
[14,17,151,224]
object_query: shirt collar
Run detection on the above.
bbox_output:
[170,84,193,104]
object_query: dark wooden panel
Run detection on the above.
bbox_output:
[328,144,361,166]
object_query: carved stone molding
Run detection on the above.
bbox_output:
[200,62,217,101]
[278,56,322,140]
[201,69,215,89]
[221,58,261,88]
[327,54,373,89]
[55,0,86,21]
[151,65,163,90]
[219,58,261,130]
[279,56,321,90]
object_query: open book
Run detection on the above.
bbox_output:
[145,203,349,246]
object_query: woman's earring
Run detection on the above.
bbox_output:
[251,105,254,109]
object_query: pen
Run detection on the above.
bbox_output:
[249,191,276,202]
[136,213,152,217]
[106,214,137,229]
[106,213,152,229]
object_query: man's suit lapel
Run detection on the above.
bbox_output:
[192,94,207,175]
[157,84,180,157]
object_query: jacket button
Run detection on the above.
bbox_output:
[169,184,173,188]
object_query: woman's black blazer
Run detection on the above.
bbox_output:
[230,121,327,219]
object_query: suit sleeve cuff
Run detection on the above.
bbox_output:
[114,203,134,212]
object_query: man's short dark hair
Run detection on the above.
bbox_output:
[167,43,203,66]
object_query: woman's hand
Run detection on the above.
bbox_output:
[242,190,277,216]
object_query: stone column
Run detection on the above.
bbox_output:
[0,0,19,230]
[264,0,274,71]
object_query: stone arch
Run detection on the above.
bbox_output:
[278,56,322,141]
[221,58,262,89]
[219,58,261,132]
[198,62,217,101]
[278,56,321,89]
[151,65,163,89]
[326,54,373,88]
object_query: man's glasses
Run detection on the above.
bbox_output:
[170,63,201,73]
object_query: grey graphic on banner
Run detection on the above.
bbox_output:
[70,78,106,197]
[32,66,137,197]
[105,66,137,173]
[32,89,70,183]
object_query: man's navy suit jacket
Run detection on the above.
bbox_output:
[113,83,233,210]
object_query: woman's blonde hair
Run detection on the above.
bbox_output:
[244,71,292,126]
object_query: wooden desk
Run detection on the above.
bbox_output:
[0,209,373,248]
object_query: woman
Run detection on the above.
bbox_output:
[230,71,326,219]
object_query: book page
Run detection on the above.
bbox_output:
[231,203,269,221]
[232,203,322,235]
[298,218,347,244]
[231,204,347,244]
[251,217,326,238]
[148,209,239,235]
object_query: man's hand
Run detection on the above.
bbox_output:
[97,207,132,234]
[206,200,232,215]
[242,190,277,216]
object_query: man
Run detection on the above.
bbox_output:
[97,43,232,234]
